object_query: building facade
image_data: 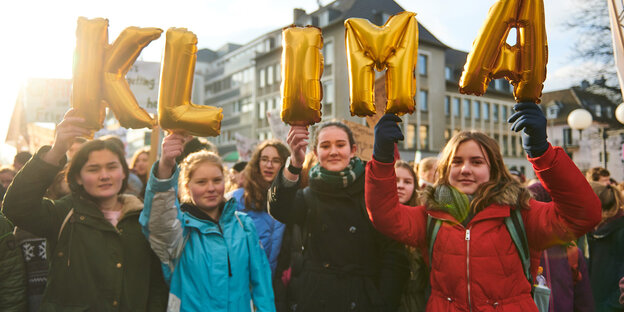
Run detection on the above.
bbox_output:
[200,0,530,174]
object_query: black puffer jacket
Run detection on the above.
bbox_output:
[0,215,27,311]
[268,168,408,312]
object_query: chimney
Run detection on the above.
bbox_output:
[293,8,307,26]
[580,80,590,90]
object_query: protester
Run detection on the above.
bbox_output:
[268,121,409,311]
[140,132,275,312]
[416,157,436,189]
[509,167,527,185]
[13,151,32,173]
[0,166,16,201]
[587,167,611,186]
[66,137,87,161]
[366,101,601,311]
[528,181,595,312]
[2,111,168,311]
[231,140,289,275]
[395,160,428,312]
[587,181,624,311]
[129,147,150,199]
[0,214,27,311]
[175,137,218,164]
[225,161,247,195]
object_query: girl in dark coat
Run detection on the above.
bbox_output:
[2,111,167,311]
[588,181,624,311]
[268,121,408,312]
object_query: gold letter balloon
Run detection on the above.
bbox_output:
[459,0,547,103]
[280,26,323,126]
[158,28,223,137]
[72,17,162,130]
[345,11,418,117]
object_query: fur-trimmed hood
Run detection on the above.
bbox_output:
[423,182,529,212]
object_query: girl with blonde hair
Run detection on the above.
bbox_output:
[140,132,275,312]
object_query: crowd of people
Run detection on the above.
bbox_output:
[0,102,622,311]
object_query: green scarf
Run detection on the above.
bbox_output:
[429,185,471,223]
[309,157,365,189]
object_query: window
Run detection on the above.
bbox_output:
[445,66,452,80]
[259,68,265,88]
[502,106,508,120]
[267,66,274,86]
[473,101,480,119]
[258,101,266,119]
[444,96,450,116]
[419,90,428,111]
[418,54,428,76]
[606,106,613,118]
[594,105,602,117]
[463,99,471,118]
[493,104,499,122]
[323,41,334,65]
[511,136,517,156]
[563,128,572,146]
[323,80,334,116]
[241,97,253,112]
[275,64,281,82]
[419,125,429,150]
[502,135,509,156]
[546,105,559,119]
[483,102,490,120]
[453,98,460,117]
[405,124,416,149]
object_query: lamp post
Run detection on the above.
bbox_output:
[567,108,596,167]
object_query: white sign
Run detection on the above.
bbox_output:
[22,78,71,124]
[266,110,289,142]
[127,61,160,114]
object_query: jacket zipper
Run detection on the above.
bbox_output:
[466,227,472,312]
[217,223,233,277]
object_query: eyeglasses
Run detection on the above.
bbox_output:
[260,157,282,166]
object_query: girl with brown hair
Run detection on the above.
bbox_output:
[366,103,601,311]
[230,140,290,276]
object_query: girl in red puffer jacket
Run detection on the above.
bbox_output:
[366,102,602,311]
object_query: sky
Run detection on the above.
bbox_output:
[0,0,592,152]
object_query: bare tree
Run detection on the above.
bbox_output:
[564,0,617,84]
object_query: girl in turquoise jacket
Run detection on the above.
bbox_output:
[140,132,275,312]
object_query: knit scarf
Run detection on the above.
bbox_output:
[308,157,365,189]
[429,184,471,223]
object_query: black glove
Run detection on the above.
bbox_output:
[508,102,549,158]
[373,113,404,163]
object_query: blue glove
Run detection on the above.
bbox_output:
[507,102,549,158]
[373,113,404,163]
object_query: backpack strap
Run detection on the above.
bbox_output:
[426,214,442,267]
[58,208,74,241]
[504,208,531,283]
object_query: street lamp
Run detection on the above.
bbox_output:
[616,103,624,124]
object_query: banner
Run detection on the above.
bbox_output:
[22,78,71,124]
[127,61,161,114]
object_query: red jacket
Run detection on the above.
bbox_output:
[365,146,601,311]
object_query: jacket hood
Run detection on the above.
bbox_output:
[118,194,143,217]
[424,182,526,213]
[592,214,624,238]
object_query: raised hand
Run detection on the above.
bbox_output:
[373,113,404,163]
[157,131,191,179]
[286,125,309,168]
[44,109,91,165]
[508,102,549,158]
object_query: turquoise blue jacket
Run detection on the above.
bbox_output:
[140,164,275,312]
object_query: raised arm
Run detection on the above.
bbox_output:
[140,132,189,273]
[509,102,601,248]
[365,114,427,247]
[267,126,308,225]
[3,110,89,238]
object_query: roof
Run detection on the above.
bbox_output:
[541,87,622,128]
